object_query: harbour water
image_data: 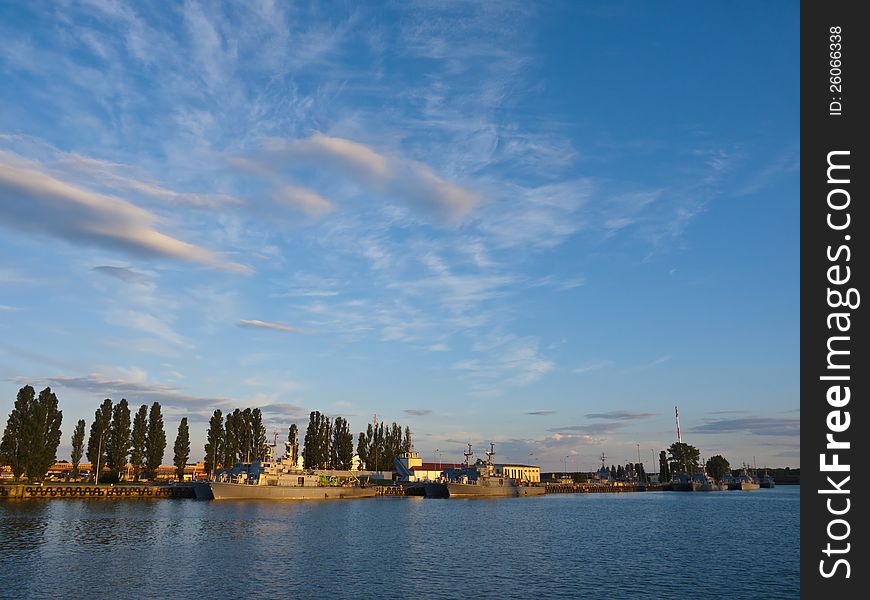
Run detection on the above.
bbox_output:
[0,486,799,599]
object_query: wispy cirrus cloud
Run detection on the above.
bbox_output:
[691,416,800,437]
[526,410,555,416]
[236,319,307,334]
[573,360,612,374]
[584,411,656,420]
[0,156,250,273]
[92,265,149,284]
[243,133,481,223]
[273,184,335,216]
[404,409,432,416]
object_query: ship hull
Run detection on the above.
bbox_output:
[424,482,545,498]
[192,481,214,500]
[728,482,760,491]
[208,482,377,500]
[672,482,702,492]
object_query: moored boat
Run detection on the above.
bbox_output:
[423,443,545,498]
[728,468,760,491]
[204,436,376,501]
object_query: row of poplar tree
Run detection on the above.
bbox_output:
[0,385,192,483]
[202,409,412,474]
[202,407,268,474]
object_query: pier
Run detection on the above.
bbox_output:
[0,484,195,499]
[544,482,669,493]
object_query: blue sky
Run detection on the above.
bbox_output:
[0,2,799,471]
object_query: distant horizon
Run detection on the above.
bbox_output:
[1,3,799,472]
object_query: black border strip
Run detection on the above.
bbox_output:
[801,2,867,595]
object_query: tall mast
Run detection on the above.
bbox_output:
[675,405,682,444]
[464,443,473,468]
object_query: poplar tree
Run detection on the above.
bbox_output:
[2,386,63,482]
[331,417,354,470]
[86,399,112,482]
[0,385,33,481]
[251,408,266,460]
[240,408,253,462]
[204,409,224,475]
[173,417,190,481]
[23,387,63,482]
[287,423,299,466]
[223,409,240,467]
[70,419,86,481]
[106,398,131,478]
[144,402,166,479]
[659,450,670,482]
[129,405,148,480]
[356,431,368,471]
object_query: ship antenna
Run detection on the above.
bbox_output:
[464,443,474,468]
[485,442,495,466]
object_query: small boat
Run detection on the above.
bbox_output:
[728,467,760,491]
[692,471,721,492]
[671,472,700,492]
[758,471,776,488]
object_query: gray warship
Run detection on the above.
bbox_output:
[198,435,376,501]
[423,443,545,498]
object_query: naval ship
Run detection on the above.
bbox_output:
[423,443,545,498]
[197,436,376,501]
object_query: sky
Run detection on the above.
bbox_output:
[0,1,799,471]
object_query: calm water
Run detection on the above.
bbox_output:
[0,487,799,599]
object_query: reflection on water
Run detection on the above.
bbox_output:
[0,488,799,599]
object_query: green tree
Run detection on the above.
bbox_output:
[129,404,148,480]
[1,385,34,481]
[204,409,224,475]
[356,431,368,470]
[403,426,412,453]
[705,455,731,481]
[251,408,266,461]
[331,417,354,470]
[87,399,113,482]
[144,402,166,479]
[70,419,86,481]
[173,417,190,481]
[240,408,253,462]
[223,409,238,467]
[23,387,63,482]
[106,398,131,478]
[668,442,701,475]
[658,450,670,482]
[303,411,332,469]
[288,423,299,466]
[1,386,63,482]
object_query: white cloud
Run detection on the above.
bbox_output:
[273,184,335,216]
[236,319,307,334]
[0,157,251,273]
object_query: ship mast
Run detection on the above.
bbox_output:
[464,443,474,468]
[485,442,495,467]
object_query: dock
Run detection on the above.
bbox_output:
[544,482,669,493]
[0,483,195,499]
